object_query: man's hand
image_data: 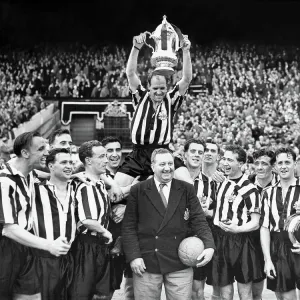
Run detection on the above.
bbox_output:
[182,35,191,51]
[133,33,147,50]
[218,220,240,233]
[130,258,146,277]
[264,258,276,279]
[108,183,123,203]
[211,170,225,183]
[71,172,90,185]
[102,229,113,244]
[291,242,300,255]
[131,175,141,186]
[48,236,71,257]
[196,248,214,267]
[112,204,126,223]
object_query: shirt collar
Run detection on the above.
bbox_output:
[194,172,209,182]
[154,177,172,190]
[4,162,26,178]
[254,173,276,188]
[81,172,103,185]
[274,177,300,188]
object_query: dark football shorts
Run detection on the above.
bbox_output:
[267,231,300,292]
[32,248,74,300]
[0,236,40,299]
[206,227,264,287]
[69,234,110,299]
[117,144,185,178]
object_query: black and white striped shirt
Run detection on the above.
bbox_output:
[131,83,183,145]
[75,175,110,236]
[214,174,261,226]
[0,163,36,231]
[261,178,300,232]
[32,180,77,243]
[194,173,216,210]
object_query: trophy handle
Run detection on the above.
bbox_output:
[144,31,155,52]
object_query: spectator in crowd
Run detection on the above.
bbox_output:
[2,42,300,156]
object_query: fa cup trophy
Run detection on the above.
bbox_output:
[144,15,185,76]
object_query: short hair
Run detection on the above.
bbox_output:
[101,136,123,149]
[79,140,103,165]
[14,131,41,157]
[151,148,173,164]
[184,138,206,152]
[147,73,167,86]
[46,148,70,167]
[48,129,71,145]
[253,149,276,165]
[275,147,296,162]
[205,141,221,154]
[225,145,247,163]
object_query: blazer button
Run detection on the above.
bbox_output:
[155,248,158,252]
[155,236,158,239]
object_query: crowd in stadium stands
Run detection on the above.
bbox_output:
[1,43,300,157]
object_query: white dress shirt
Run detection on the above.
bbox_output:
[154,178,172,203]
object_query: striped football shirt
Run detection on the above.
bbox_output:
[214,174,261,226]
[194,172,217,210]
[0,163,36,231]
[75,175,110,236]
[31,180,77,243]
[261,178,300,232]
[130,83,183,145]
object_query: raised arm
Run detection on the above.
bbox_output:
[178,35,192,95]
[126,33,146,93]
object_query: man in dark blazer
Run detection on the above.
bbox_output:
[122,148,215,300]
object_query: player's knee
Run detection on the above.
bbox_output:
[252,280,264,300]
[237,284,252,300]
[192,282,205,300]
[220,284,234,300]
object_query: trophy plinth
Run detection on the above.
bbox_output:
[144,15,181,76]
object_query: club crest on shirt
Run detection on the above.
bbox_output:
[158,111,168,121]
[225,194,237,203]
[200,194,213,205]
[184,208,190,221]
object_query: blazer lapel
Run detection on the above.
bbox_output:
[158,179,183,233]
[144,178,166,218]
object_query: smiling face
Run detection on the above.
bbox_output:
[253,155,273,180]
[105,141,122,171]
[29,136,49,169]
[184,143,204,169]
[276,153,296,181]
[222,150,243,179]
[149,75,167,103]
[151,153,174,184]
[48,152,73,181]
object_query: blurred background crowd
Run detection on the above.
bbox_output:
[1,42,300,159]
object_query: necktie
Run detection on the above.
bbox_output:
[159,183,168,208]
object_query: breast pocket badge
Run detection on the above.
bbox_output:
[184,208,190,221]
